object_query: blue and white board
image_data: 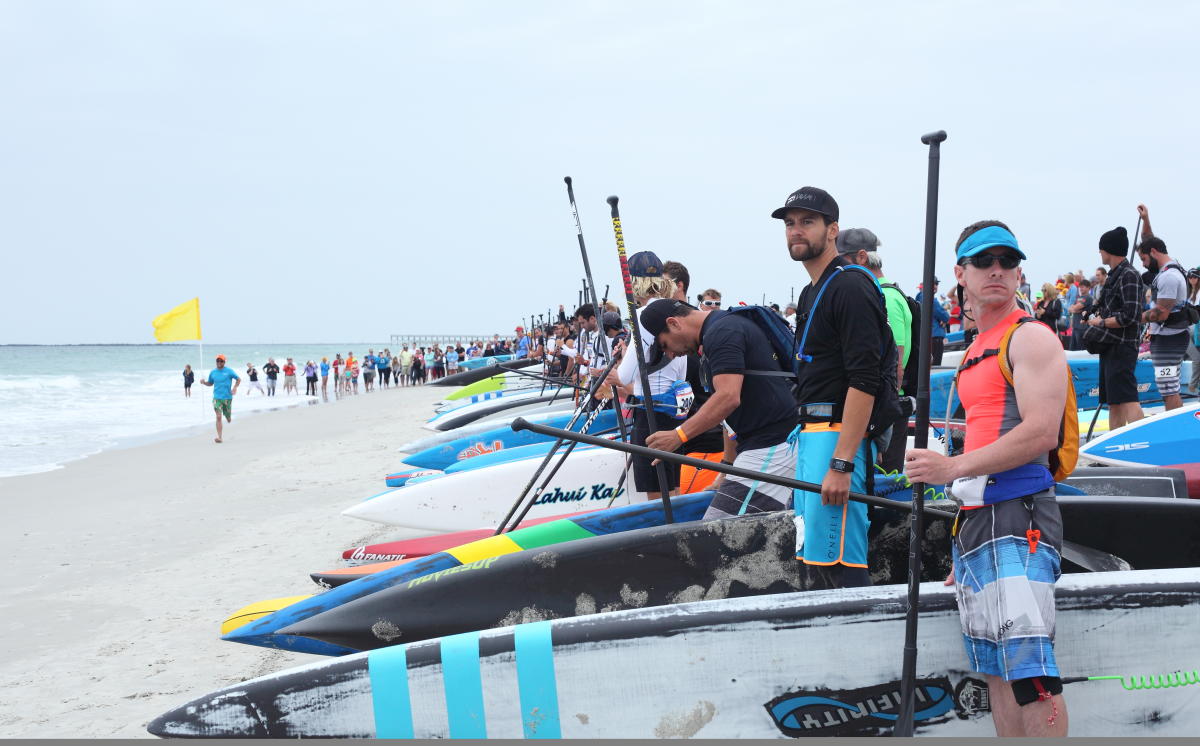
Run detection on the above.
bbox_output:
[1079,404,1200,468]
[153,568,1200,738]
[458,354,514,370]
[401,409,619,471]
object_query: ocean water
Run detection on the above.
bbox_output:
[0,343,411,478]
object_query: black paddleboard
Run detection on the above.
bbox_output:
[285,495,1200,652]
[430,358,539,387]
[281,510,955,651]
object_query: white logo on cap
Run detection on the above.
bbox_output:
[786,193,814,205]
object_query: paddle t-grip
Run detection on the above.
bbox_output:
[921,130,947,145]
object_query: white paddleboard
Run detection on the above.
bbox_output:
[343,445,641,530]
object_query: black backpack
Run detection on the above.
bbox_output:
[880,282,922,396]
[796,266,902,437]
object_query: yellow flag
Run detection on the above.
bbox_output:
[152,297,202,342]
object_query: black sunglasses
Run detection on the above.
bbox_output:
[959,252,1021,270]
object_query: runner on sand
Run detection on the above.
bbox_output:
[200,354,240,444]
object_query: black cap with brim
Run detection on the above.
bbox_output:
[640,298,691,368]
[770,186,839,221]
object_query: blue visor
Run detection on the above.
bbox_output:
[955,225,1026,261]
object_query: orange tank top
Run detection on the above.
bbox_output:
[957,309,1048,467]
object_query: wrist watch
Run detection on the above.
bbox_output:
[829,457,855,474]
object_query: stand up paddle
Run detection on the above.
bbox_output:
[566,177,630,446]
[608,195,674,523]
[894,128,947,738]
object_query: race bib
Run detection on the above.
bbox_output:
[1155,364,1179,379]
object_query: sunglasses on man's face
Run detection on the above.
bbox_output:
[960,252,1021,270]
[701,299,721,307]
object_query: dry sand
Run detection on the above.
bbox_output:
[0,383,446,738]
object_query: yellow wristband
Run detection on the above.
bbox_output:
[675,426,689,444]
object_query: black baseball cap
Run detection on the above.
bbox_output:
[641,299,694,366]
[601,311,623,331]
[771,186,839,222]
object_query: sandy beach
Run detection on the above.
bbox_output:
[0,384,446,738]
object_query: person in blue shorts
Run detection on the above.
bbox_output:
[906,220,1070,736]
[771,186,901,590]
[200,354,240,443]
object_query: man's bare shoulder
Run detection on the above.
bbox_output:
[1009,319,1067,374]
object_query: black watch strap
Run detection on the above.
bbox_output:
[829,457,855,474]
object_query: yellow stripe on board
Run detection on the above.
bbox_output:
[220,595,313,635]
[447,533,523,564]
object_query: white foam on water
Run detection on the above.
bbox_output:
[0,343,390,478]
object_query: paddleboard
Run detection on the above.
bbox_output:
[401,409,618,471]
[152,568,1200,738]
[397,407,603,458]
[441,436,620,475]
[220,595,312,636]
[443,372,539,401]
[222,493,713,656]
[1079,404,1200,495]
[343,445,642,531]
[431,357,537,388]
[384,468,444,488]
[288,494,1200,653]
[425,392,576,432]
[457,354,513,371]
[340,510,596,564]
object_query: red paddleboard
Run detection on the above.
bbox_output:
[340,509,596,562]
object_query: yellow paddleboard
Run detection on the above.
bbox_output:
[221,594,312,636]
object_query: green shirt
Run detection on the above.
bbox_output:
[878,276,912,368]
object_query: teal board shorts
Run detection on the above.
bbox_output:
[791,422,873,570]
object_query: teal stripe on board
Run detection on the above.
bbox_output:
[367,645,415,738]
[441,632,487,738]
[514,621,562,738]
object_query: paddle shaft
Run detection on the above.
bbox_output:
[895,128,947,738]
[565,176,630,445]
[492,350,625,534]
[608,196,674,523]
[511,417,953,517]
[510,417,1123,573]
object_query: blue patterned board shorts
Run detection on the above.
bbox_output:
[952,490,1062,681]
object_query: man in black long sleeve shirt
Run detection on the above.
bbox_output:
[773,186,898,589]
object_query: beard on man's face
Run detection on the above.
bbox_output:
[790,235,826,262]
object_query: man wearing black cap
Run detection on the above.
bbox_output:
[642,299,799,518]
[772,187,901,589]
[1085,226,1145,429]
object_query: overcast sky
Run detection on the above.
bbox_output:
[3,1,1198,344]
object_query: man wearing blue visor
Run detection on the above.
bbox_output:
[905,220,1071,736]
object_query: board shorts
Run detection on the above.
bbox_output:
[791,422,873,569]
[703,438,795,519]
[213,398,232,420]
[284,374,296,386]
[952,490,1062,681]
[1097,340,1140,405]
[1150,331,1189,397]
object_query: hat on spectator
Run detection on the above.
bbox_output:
[627,251,664,278]
[1099,226,1129,257]
[836,227,880,255]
